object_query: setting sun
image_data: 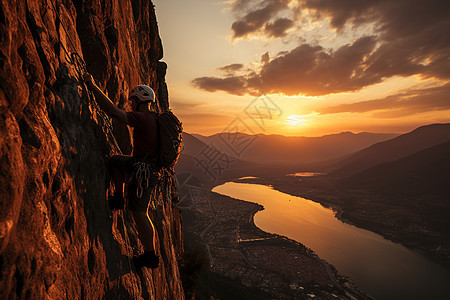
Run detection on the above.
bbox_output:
[286,115,306,126]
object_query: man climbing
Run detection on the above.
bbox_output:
[83,73,160,269]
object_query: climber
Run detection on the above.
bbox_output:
[83,73,160,269]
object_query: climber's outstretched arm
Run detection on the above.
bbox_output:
[83,73,128,124]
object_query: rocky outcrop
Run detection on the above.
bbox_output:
[0,0,183,299]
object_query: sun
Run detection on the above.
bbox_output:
[286,115,306,126]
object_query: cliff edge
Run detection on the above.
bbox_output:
[0,0,184,298]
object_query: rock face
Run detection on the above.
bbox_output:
[0,0,183,299]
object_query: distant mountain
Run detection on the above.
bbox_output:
[181,132,212,157]
[177,133,258,184]
[339,139,450,240]
[191,131,398,163]
[176,132,220,183]
[330,123,450,177]
[343,140,450,199]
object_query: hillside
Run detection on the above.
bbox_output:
[177,133,262,186]
[0,1,184,298]
[327,127,450,264]
[341,140,450,233]
[182,132,211,157]
[193,131,397,163]
[343,140,450,198]
[330,123,450,177]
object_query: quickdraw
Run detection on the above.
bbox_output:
[133,161,152,198]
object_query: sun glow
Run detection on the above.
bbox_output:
[286,115,306,126]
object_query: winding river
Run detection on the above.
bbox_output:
[212,182,450,300]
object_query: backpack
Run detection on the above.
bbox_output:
[152,111,183,169]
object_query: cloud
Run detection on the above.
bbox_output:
[194,0,450,96]
[217,63,244,74]
[317,83,450,117]
[261,52,270,63]
[231,0,290,39]
[192,76,248,95]
[194,36,381,96]
[264,18,295,37]
[230,0,254,13]
[256,36,380,95]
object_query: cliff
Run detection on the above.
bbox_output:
[0,0,184,299]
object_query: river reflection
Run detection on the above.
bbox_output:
[212,182,450,300]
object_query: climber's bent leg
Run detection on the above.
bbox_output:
[130,210,156,252]
[108,155,133,196]
[127,180,157,251]
[107,155,133,210]
[125,162,159,268]
[128,181,159,268]
[130,209,159,269]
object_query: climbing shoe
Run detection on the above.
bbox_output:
[108,193,125,211]
[133,251,159,269]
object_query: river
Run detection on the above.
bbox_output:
[212,182,450,300]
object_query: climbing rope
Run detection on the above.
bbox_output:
[71,53,123,154]
[50,0,123,155]
[49,0,139,298]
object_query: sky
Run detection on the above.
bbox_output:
[152,0,450,137]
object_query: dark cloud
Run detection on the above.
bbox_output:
[317,83,450,117]
[231,0,254,13]
[309,0,450,80]
[217,63,244,74]
[264,18,295,37]
[192,76,248,95]
[257,36,380,95]
[300,0,450,80]
[300,0,380,30]
[194,36,381,96]
[261,52,270,63]
[231,0,290,38]
[194,0,450,96]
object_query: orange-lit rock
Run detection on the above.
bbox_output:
[0,0,183,298]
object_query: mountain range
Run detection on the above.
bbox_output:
[189,131,398,163]
[344,139,450,199]
[330,123,450,177]
[334,124,450,227]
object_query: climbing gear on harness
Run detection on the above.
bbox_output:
[132,161,159,199]
[155,168,180,209]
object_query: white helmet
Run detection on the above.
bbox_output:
[130,85,155,103]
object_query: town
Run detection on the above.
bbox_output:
[178,177,371,299]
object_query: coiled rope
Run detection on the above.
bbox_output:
[49,0,139,298]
